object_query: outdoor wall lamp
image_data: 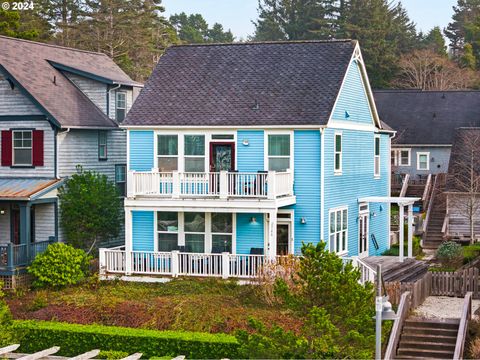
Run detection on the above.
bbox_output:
[250,217,257,224]
[370,211,377,218]
[242,139,249,146]
[0,209,5,215]
[300,217,307,224]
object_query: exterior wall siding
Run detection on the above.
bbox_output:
[331,60,373,125]
[0,206,10,244]
[63,72,108,114]
[57,129,126,182]
[236,213,264,254]
[132,210,155,251]
[34,202,55,242]
[323,129,390,256]
[393,146,451,177]
[0,76,43,116]
[285,130,321,254]
[0,120,55,178]
[108,87,134,122]
[236,130,264,171]
[129,130,154,171]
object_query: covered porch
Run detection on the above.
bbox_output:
[0,178,62,274]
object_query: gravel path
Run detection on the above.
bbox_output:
[413,296,480,319]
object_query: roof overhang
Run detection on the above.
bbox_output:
[0,178,64,201]
[358,196,420,206]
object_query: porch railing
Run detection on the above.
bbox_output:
[342,256,377,284]
[0,240,54,269]
[127,170,294,200]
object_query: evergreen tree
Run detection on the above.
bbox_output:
[208,23,234,43]
[445,0,480,58]
[0,9,45,39]
[421,26,447,56]
[461,43,477,69]
[170,12,234,43]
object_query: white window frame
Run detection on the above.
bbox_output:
[115,164,126,196]
[156,134,179,171]
[12,129,32,166]
[329,206,348,255]
[184,134,206,173]
[115,91,127,122]
[374,134,381,178]
[417,152,430,171]
[264,130,294,172]
[277,209,294,255]
[98,131,107,160]
[398,148,411,166]
[156,211,180,252]
[211,212,235,254]
[334,132,342,175]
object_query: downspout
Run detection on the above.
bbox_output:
[320,127,325,247]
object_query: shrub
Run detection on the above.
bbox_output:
[28,243,91,288]
[97,350,130,359]
[469,337,480,359]
[13,320,239,359]
[0,282,13,347]
[437,241,463,268]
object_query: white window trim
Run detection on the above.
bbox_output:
[417,151,430,171]
[334,132,342,175]
[184,134,206,173]
[156,211,179,251]
[277,209,295,255]
[392,148,411,167]
[374,134,381,178]
[328,206,348,255]
[156,134,179,171]
[98,131,107,160]
[264,130,294,173]
[116,91,127,115]
[12,129,33,166]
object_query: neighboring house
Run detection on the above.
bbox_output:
[444,128,480,242]
[100,40,397,280]
[0,36,142,287]
[374,90,480,179]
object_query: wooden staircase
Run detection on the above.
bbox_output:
[395,317,459,359]
[423,174,447,250]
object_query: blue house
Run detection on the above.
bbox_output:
[100,40,399,279]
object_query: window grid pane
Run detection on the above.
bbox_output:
[268,135,290,156]
[158,135,178,156]
[184,135,205,156]
[329,208,347,254]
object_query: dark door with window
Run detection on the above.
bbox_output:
[277,224,290,255]
[209,143,235,172]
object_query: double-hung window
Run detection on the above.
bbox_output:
[184,135,205,172]
[211,213,233,253]
[374,135,381,177]
[12,130,32,166]
[417,152,429,171]
[157,135,178,171]
[268,134,290,171]
[115,164,126,197]
[184,212,205,253]
[334,133,342,173]
[98,131,107,160]
[329,207,348,254]
[157,212,179,251]
[116,91,126,122]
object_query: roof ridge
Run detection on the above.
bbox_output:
[170,39,355,48]
[374,89,480,93]
[0,35,109,57]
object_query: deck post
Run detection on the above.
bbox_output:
[267,171,276,200]
[219,171,228,199]
[99,248,106,276]
[127,171,135,198]
[7,243,14,271]
[125,208,132,275]
[172,171,180,198]
[399,204,404,263]
[222,252,230,279]
[407,204,413,258]
[19,203,31,263]
[267,211,277,260]
[171,250,179,277]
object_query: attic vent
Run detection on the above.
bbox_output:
[251,99,259,111]
[442,93,446,99]
[53,76,57,85]
[345,111,350,119]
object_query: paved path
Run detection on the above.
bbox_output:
[413,296,480,319]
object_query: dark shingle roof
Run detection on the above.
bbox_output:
[124,40,357,127]
[0,36,140,128]
[374,90,480,145]
[446,128,480,192]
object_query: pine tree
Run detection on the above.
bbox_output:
[0,8,49,39]
[422,26,447,56]
[461,43,477,69]
[445,0,480,58]
[170,12,234,43]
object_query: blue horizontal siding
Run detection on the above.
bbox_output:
[236,213,264,254]
[237,130,264,172]
[331,60,373,125]
[129,130,154,171]
[132,211,154,251]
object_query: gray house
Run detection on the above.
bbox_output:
[0,36,142,287]
[374,90,480,178]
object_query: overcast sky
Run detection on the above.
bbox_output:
[162,0,458,41]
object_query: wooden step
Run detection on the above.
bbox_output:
[400,333,457,344]
[398,340,455,352]
[397,347,454,359]
[405,318,460,327]
[402,325,458,337]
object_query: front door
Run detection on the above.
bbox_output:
[12,209,20,245]
[210,143,235,172]
[358,207,369,258]
[277,224,290,255]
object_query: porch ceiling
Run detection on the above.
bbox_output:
[358,196,420,206]
[0,178,62,201]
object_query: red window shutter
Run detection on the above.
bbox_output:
[32,130,44,166]
[1,130,12,166]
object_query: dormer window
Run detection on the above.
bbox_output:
[13,130,32,166]
[116,91,126,122]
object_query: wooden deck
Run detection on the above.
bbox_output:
[363,256,429,283]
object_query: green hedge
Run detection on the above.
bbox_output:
[13,320,239,359]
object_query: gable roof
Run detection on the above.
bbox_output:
[124,40,362,127]
[446,127,480,192]
[374,90,480,145]
[0,36,141,129]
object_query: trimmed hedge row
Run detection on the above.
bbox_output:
[13,320,239,359]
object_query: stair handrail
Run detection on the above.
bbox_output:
[423,174,439,234]
[422,174,433,203]
[399,174,410,198]
[384,291,412,360]
[454,291,472,360]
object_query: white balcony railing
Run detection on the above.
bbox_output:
[127,170,294,200]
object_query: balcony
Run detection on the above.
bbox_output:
[127,170,294,201]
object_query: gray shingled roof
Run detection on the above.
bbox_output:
[124,40,357,127]
[0,36,140,128]
[374,90,480,145]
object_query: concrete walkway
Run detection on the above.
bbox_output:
[413,296,480,319]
